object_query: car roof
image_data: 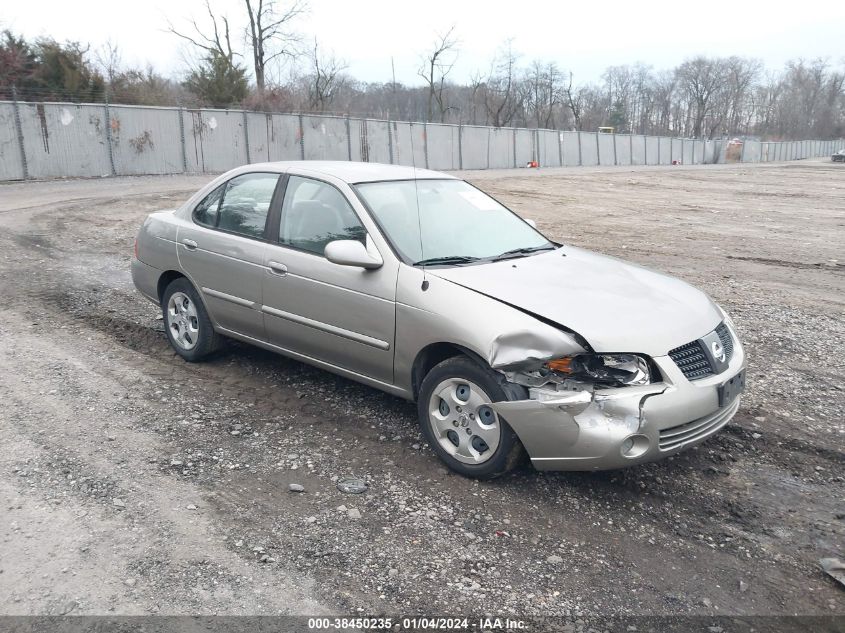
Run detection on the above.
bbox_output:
[243,160,455,184]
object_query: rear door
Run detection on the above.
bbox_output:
[177,172,282,339]
[260,174,398,384]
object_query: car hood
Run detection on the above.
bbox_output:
[428,246,722,357]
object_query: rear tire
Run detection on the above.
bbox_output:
[161,277,220,362]
[417,356,525,479]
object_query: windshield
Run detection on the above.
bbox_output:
[354,179,553,264]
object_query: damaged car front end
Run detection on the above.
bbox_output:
[489,319,745,470]
[392,250,746,475]
[410,236,747,473]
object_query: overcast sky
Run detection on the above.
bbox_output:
[4,0,845,85]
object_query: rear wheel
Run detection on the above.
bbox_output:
[417,356,525,479]
[162,278,220,362]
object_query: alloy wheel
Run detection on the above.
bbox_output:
[166,291,200,350]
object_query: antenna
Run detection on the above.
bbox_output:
[409,119,427,290]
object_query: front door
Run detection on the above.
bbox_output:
[177,172,281,339]
[261,175,398,384]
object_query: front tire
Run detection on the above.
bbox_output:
[161,277,220,362]
[417,356,525,479]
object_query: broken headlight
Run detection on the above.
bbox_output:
[545,354,651,387]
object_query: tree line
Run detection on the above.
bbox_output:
[1,2,843,140]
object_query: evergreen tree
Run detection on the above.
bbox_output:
[184,53,248,107]
[31,38,105,101]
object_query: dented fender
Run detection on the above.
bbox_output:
[394,265,587,396]
[488,328,585,370]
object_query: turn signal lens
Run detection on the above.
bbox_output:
[546,358,574,373]
[545,354,652,386]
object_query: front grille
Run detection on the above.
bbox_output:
[668,340,712,380]
[659,397,740,450]
[669,321,735,380]
[716,322,734,362]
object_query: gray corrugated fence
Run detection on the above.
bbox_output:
[0,99,842,182]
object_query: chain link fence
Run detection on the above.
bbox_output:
[1,99,842,181]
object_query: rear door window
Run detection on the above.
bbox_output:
[217,173,280,239]
[193,173,280,239]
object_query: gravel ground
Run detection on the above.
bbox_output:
[0,160,842,619]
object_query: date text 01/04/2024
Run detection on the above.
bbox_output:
[307,617,527,630]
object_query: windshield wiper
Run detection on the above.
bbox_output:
[414,255,481,266]
[491,244,556,261]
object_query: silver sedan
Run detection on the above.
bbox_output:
[132,161,746,478]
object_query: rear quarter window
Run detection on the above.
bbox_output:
[192,184,225,227]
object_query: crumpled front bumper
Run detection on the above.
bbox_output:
[490,342,746,471]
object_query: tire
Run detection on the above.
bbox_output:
[417,355,525,479]
[161,277,221,362]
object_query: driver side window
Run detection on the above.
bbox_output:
[279,176,366,255]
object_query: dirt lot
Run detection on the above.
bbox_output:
[0,160,843,620]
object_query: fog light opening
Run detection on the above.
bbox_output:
[621,434,650,459]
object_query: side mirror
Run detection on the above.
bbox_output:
[524,218,537,228]
[325,240,383,270]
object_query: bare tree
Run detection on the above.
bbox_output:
[602,65,634,130]
[562,72,584,130]
[675,56,728,137]
[168,0,305,103]
[483,41,523,128]
[243,0,306,98]
[630,63,655,134]
[167,0,238,67]
[417,25,458,122]
[722,57,761,135]
[752,70,781,134]
[465,71,486,125]
[305,39,348,112]
[95,40,122,84]
[92,41,185,106]
[525,61,561,128]
[645,70,671,134]
[786,58,836,137]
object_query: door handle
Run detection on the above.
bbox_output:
[182,238,198,250]
[268,261,288,276]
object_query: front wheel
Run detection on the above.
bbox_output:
[417,356,525,479]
